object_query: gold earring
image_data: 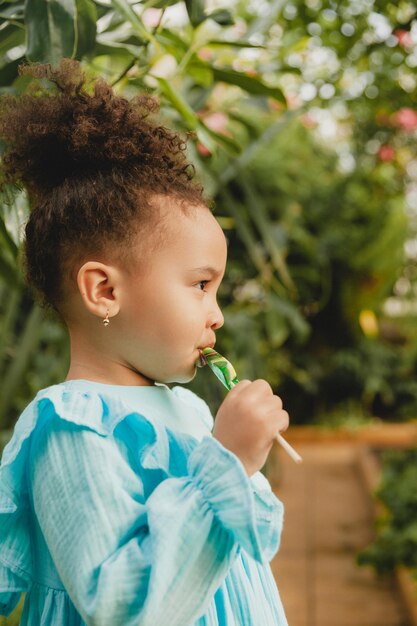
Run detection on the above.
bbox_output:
[103,309,110,327]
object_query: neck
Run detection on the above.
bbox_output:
[65,329,155,387]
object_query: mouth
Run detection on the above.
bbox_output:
[196,343,215,368]
[196,350,207,368]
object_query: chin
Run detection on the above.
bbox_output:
[185,368,198,383]
[163,366,198,385]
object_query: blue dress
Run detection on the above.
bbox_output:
[0,379,288,625]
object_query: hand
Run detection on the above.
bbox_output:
[212,379,289,477]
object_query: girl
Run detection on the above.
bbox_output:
[0,59,289,626]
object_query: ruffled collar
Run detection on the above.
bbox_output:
[58,379,211,441]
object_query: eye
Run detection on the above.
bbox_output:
[195,280,209,291]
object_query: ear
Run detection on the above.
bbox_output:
[77,261,121,320]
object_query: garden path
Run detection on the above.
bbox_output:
[270,441,409,626]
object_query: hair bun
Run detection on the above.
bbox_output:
[0,58,176,196]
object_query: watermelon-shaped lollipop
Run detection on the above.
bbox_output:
[198,347,302,464]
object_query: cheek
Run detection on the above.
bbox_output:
[123,281,204,341]
[159,294,201,331]
[138,290,196,333]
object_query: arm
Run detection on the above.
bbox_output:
[29,417,274,626]
[172,385,284,561]
[250,471,284,560]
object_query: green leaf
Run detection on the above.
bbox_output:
[195,123,217,154]
[96,21,147,55]
[143,0,178,7]
[184,0,206,27]
[94,39,143,56]
[0,254,20,287]
[187,61,213,87]
[0,287,21,385]
[0,22,26,58]
[0,3,25,19]
[241,177,295,293]
[0,303,43,429]
[265,306,290,347]
[212,67,286,104]
[74,0,97,58]
[0,58,22,88]
[207,38,264,48]
[0,214,18,260]
[207,9,234,26]
[196,120,241,156]
[227,110,260,139]
[268,293,310,342]
[155,76,197,129]
[220,188,279,288]
[25,0,77,63]
[110,0,156,45]
[155,28,189,57]
[218,111,296,186]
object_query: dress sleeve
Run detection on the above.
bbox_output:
[29,415,282,626]
[172,385,285,561]
[250,471,284,560]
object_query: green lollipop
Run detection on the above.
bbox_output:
[197,347,239,390]
[198,347,302,464]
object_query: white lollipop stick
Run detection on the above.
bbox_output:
[275,432,303,464]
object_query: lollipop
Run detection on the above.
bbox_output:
[198,347,302,464]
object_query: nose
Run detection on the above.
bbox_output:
[208,300,224,330]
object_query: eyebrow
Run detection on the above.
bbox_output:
[188,266,223,278]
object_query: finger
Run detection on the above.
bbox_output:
[271,394,283,411]
[263,395,284,415]
[251,379,273,395]
[230,379,252,394]
[238,379,273,402]
[263,410,289,440]
[277,410,289,433]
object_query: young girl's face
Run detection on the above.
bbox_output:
[115,203,227,384]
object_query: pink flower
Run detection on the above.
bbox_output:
[301,114,316,129]
[394,29,413,49]
[392,108,417,132]
[203,112,228,134]
[269,100,284,112]
[197,143,212,157]
[286,94,300,110]
[142,8,162,29]
[197,48,214,62]
[378,145,395,161]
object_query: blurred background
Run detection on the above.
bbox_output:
[1,0,417,624]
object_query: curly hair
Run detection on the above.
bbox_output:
[0,58,206,320]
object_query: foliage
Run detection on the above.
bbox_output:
[0,0,417,428]
[190,114,411,422]
[357,448,417,577]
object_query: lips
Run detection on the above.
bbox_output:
[195,352,205,368]
[198,342,215,350]
[195,343,215,368]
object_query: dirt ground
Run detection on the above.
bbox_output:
[270,442,409,626]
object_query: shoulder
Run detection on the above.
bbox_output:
[0,383,158,587]
[0,381,172,475]
[1,384,121,475]
[9,382,136,447]
[35,383,114,435]
[0,382,169,510]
